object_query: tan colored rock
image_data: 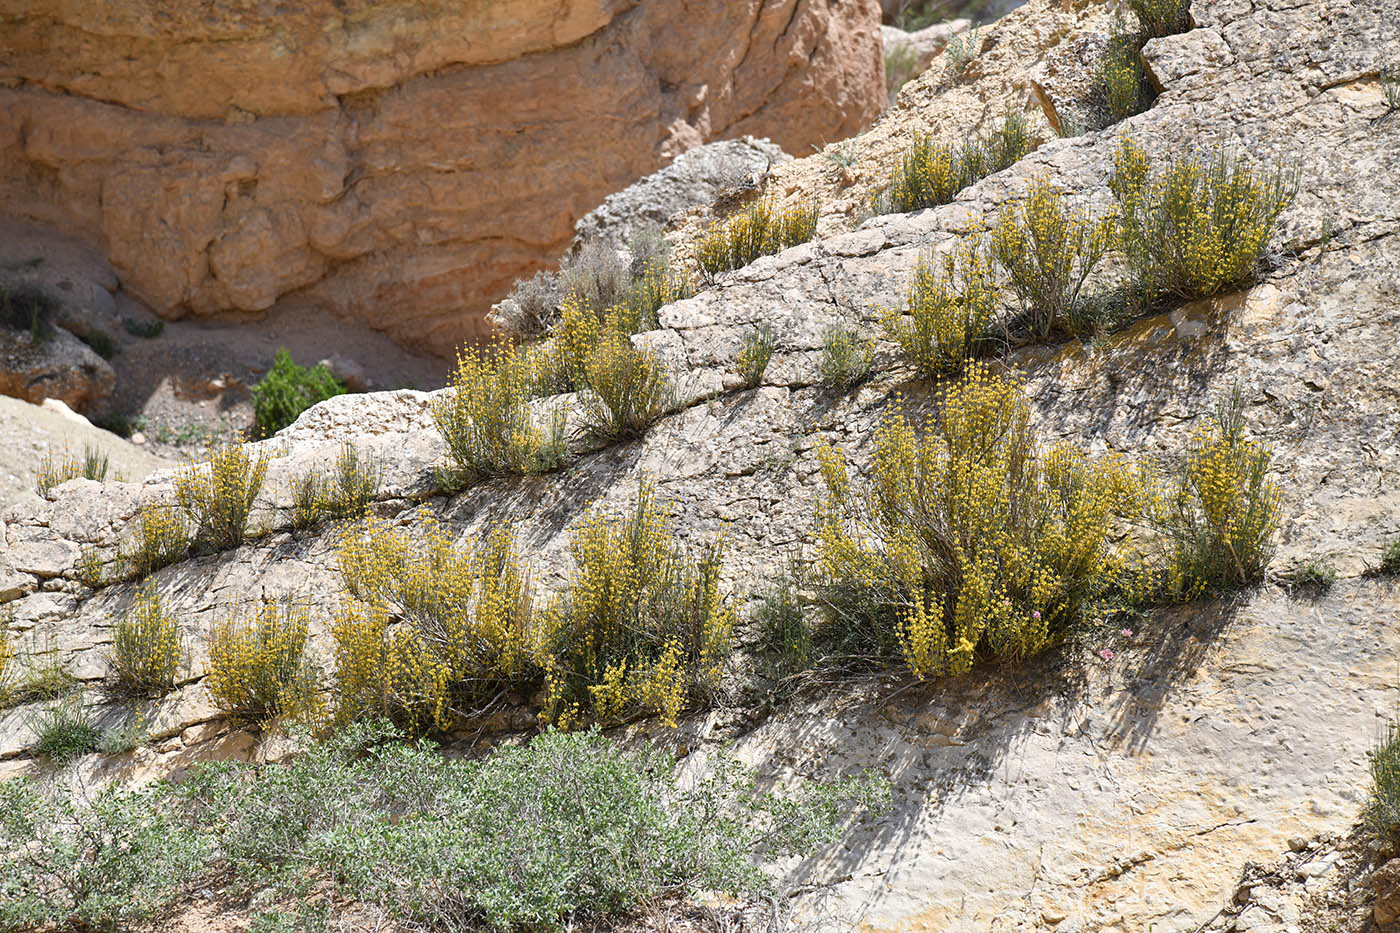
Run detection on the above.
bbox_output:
[0,0,885,354]
[0,325,114,413]
[1375,859,1400,928]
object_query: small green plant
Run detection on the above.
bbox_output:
[819,323,874,391]
[1110,137,1299,302]
[92,412,136,438]
[1127,0,1190,39]
[578,326,673,440]
[35,443,109,496]
[0,283,56,341]
[97,715,150,755]
[876,113,1035,215]
[206,601,320,726]
[883,242,996,378]
[109,582,183,696]
[695,198,819,281]
[9,652,79,706]
[1157,389,1280,597]
[1371,719,1400,844]
[944,26,982,74]
[1097,21,1150,122]
[1384,68,1400,113]
[291,442,383,529]
[990,179,1117,339]
[122,316,165,338]
[175,444,270,550]
[122,505,191,578]
[251,349,346,437]
[79,329,118,360]
[752,577,813,699]
[432,341,567,488]
[735,325,776,388]
[1378,538,1400,575]
[540,482,734,728]
[32,695,100,766]
[1291,558,1337,592]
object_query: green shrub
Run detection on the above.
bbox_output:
[944,26,982,74]
[31,695,100,766]
[122,505,191,578]
[251,349,346,437]
[1370,719,1400,843]
[540,483,734,728]
[206,601,320,725]
[1110,137,1298,301]
[578,325,673,440]
[735,324,776,388]
[97,716,150,755]
[175,443,270,550]
[1128,0,1190,39]
[333,517,537,731]
[432,341,567,488]
[875,114,1035,215]
[78,329,118,360]
[122,316,164,339]
[815,365,1146,678]
[1291,559,1336,591]
[819,323,874,391]
[35,443,109,496]
[695,198,819,281]
[1377,538,1400,575]
[176,721,888,930]
[990,179,1117,339]
[1157,389,1280,597]
[0,776,206,929]
[883,242,997,378]
[109,581,183,696]
[0,284,56,341]
[291,442,384,528]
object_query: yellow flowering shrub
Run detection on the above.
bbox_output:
[207,601,319,724]
[109,581,182,695]
[540,482,734,728]
[620,259,694,332]
[883,242,997,378]
[292,442,383,529]
[990,179,1117,339]
[0,619,11,700]
[175,444,270,550]
[815,365,1144,678]
[579,322,673,440]
[1157,390,1281,597]
[735,325,776,389]
[35,443,109,497]
[333,517,536,730]
[695,198,819,280]
[1109,137,1298,301]
[433,340,569,488]
[121,505,191,578]
[876,114,1035,215]
[1097,24,1148,122]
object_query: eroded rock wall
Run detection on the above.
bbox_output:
[0,0,884,354]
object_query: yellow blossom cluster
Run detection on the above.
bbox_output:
[110,581,183,695]
[175,444,270,550]
[1110,137,1297,300]
[121,505,192,579]
[207,601,319,725]
[816,365,1145,678]
[333,516,536,730]
[877,114,1035,215]
[541,482,733,728]
[882,241,997,378]
[34,443,109,497]
[433,340,568,488]
[695,198,819,280]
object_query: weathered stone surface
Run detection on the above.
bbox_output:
[0,0,885,354]
[0,325,114,412]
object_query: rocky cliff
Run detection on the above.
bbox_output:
[0,0,884,354]
[1,0,1399,928]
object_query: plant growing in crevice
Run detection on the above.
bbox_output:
[990,179,1117,339]
[291,442,383,529]
[1289,558,1336,592]
[0,283,57,342]
[122,505,191,579]
[695,198,819,281]
[819,323,874,391]
[1109,137,1298,302]
[1379,538,1400,575]
[1128,0,1190,40]
[109,581,183,696]
[883,241,997,377]
[35,443,109,496]
[578,325,673,441]
[1097,18,1151,122]
[540,482,734,728]
[175,444,270,550]
[207,601,319,726]
[735,325,776,388]
[31,695,100,767]
[1370,718,1400,843]
[875,113,1035,215]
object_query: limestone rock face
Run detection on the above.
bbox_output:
[0,0,884,355]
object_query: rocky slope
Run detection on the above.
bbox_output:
[0,0,884,355]
[1,0,1398,929]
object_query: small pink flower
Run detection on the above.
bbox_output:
[1121,628,1134,638]
[1099,648,1115,660]
[1032,610,1042,621]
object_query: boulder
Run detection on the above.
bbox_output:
[0,325,114,413]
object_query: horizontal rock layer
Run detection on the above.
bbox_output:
[0,0,884,354]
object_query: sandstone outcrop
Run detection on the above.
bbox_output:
[0,0,885,355]
[1,0,1398,928]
